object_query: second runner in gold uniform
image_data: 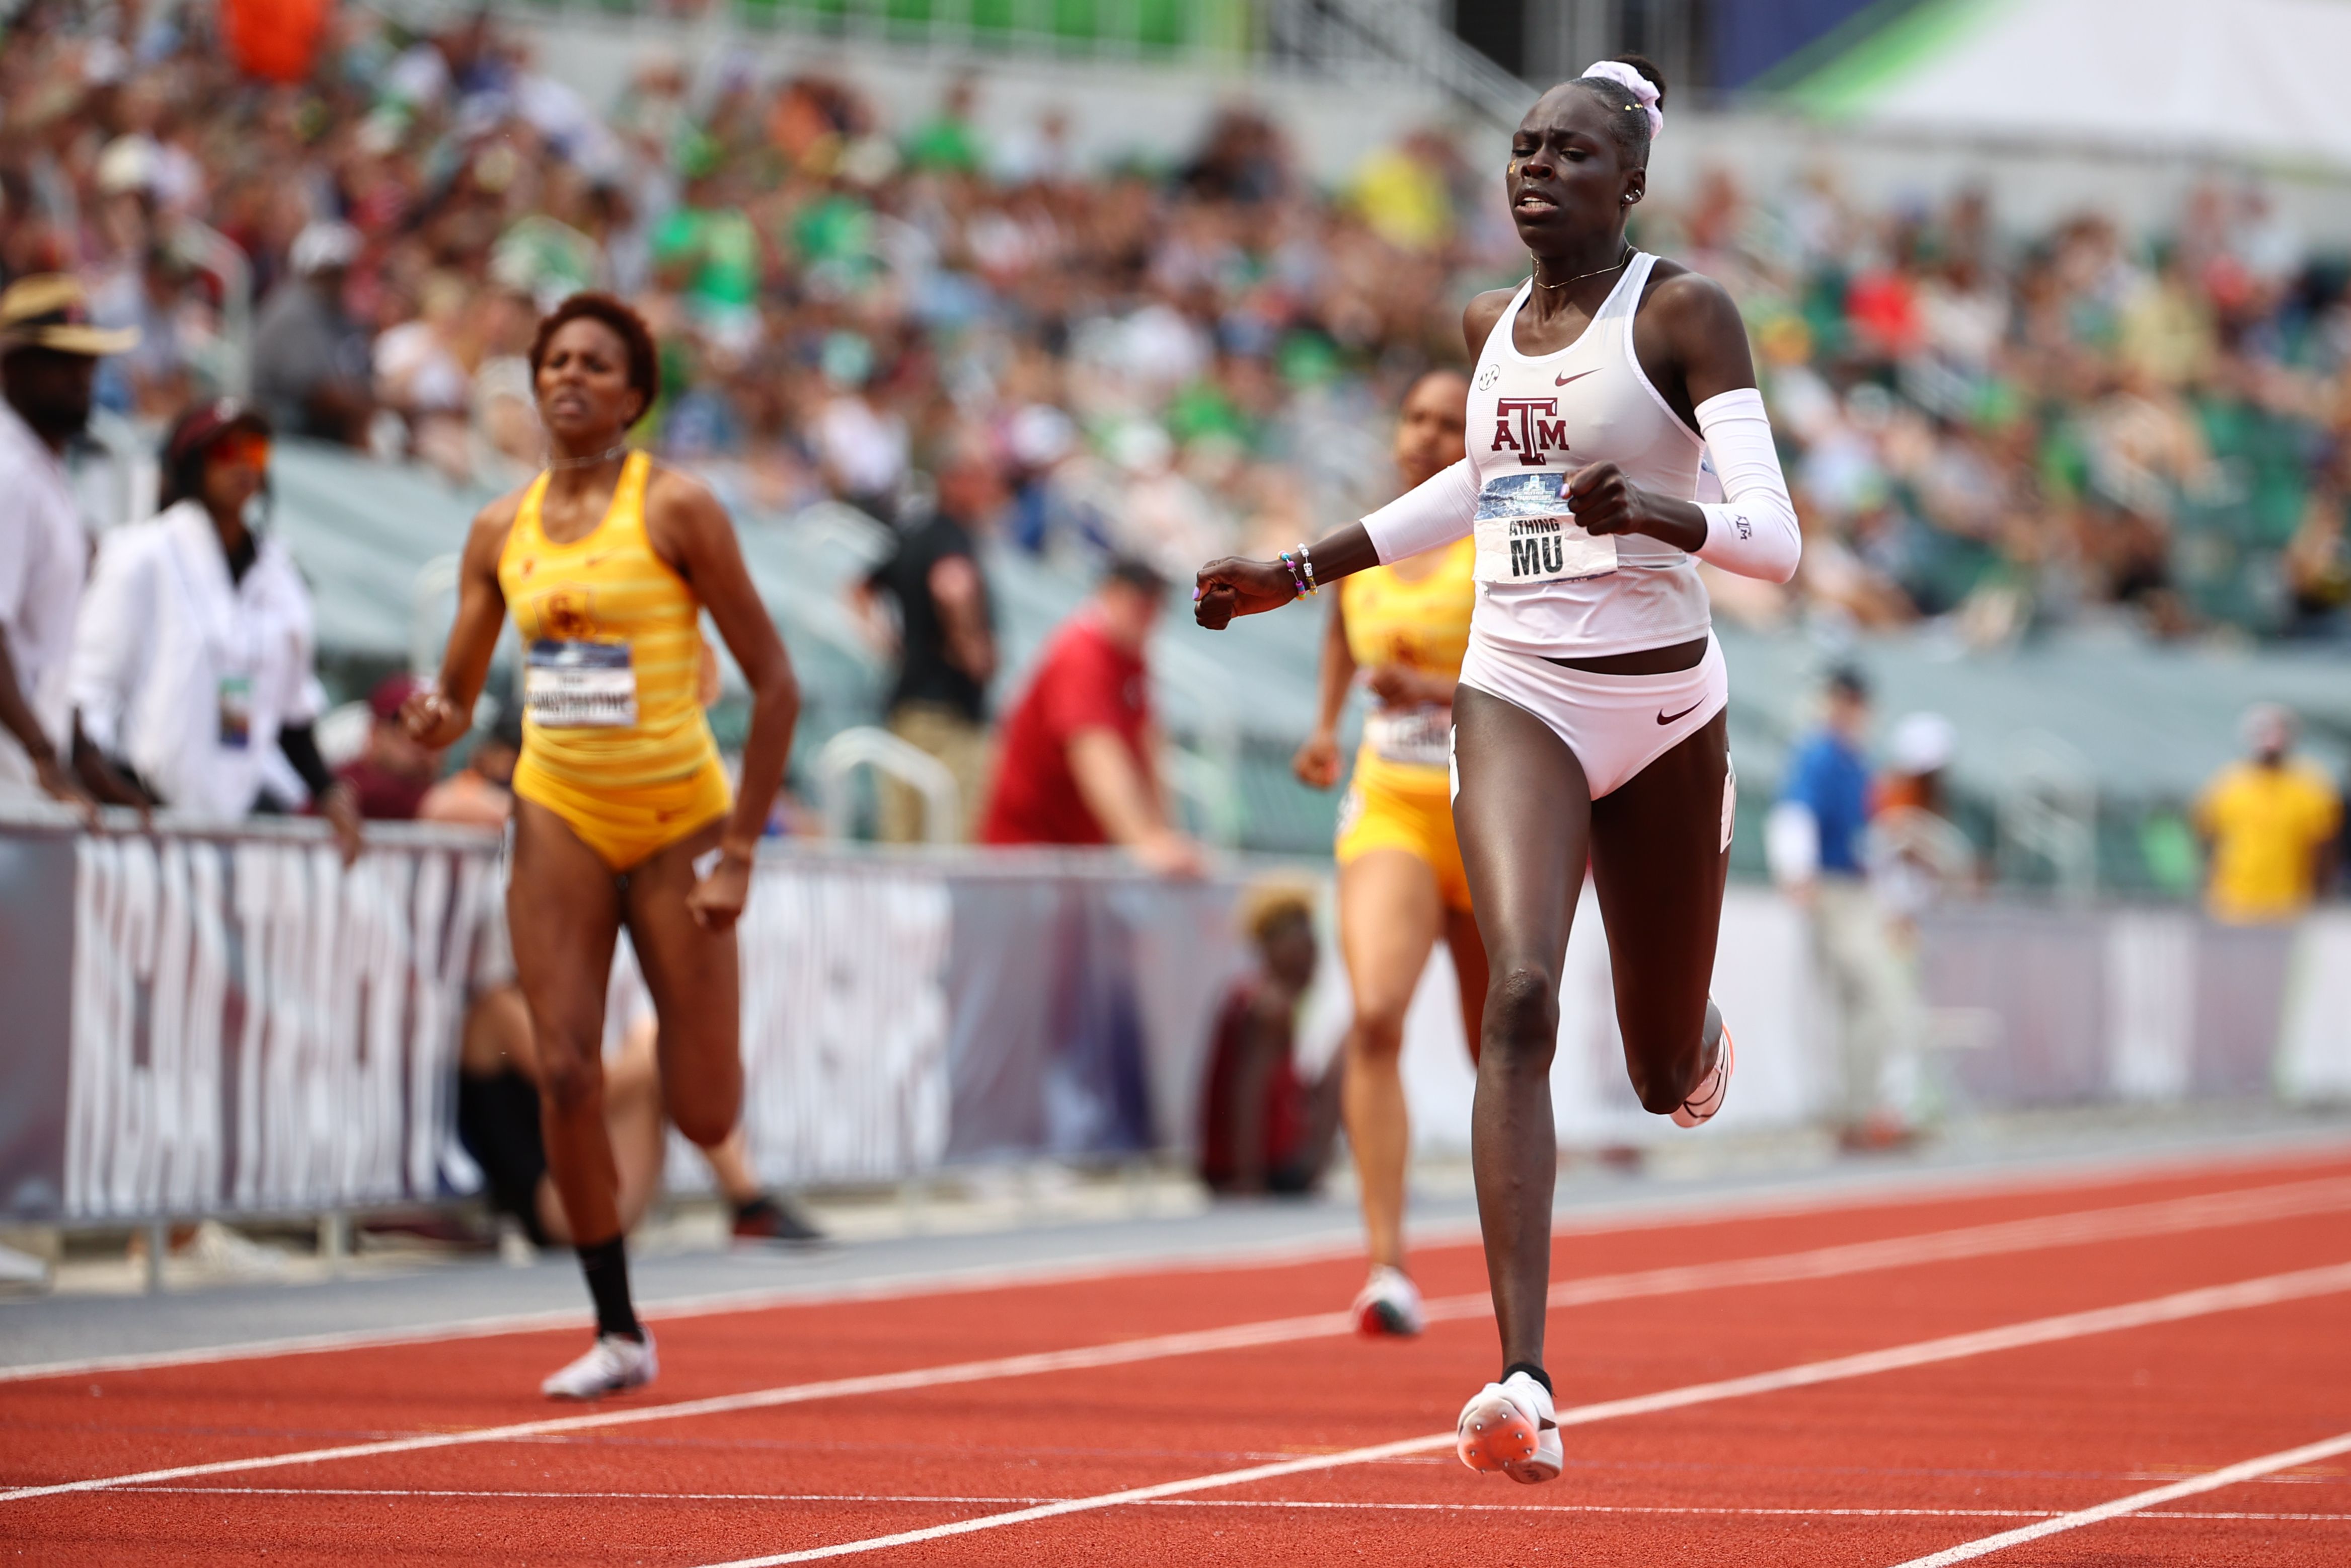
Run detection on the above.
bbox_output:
[1294,369,1487,1340]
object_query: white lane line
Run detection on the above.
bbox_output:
[0,1230,1399,1388]
[13,1143,2344,1386]
[9,1180,2348,1505]
[104,1488,2351,1523]
[1886,1430,2351,1565]
[698,1261,2351,1565]
[1511,1174,2351,1323]
[1162,1501,2351,1522]
[15,1173,2343,1398]
[0,1310,1350,1504]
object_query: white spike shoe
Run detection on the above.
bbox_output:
[1456,1369,1563,1483]
[541,1332,658,1399]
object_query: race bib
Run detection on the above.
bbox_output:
[1472,472,1616,584]
[216,674,254,751]
[524,639,638,728]
[1363,704,1450,768]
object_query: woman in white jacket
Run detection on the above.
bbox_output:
[69,400,362,858]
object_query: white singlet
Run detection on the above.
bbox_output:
[1464,253,1708,658]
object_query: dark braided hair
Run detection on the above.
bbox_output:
[527,291,660,417]
[1567,53,1667,169]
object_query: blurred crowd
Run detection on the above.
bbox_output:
[1669,176,2351,645]
[7,1,2344,650]
[6,6,2351,748]
[0,1,1508,585]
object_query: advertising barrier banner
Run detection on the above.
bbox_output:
[6,809,2347,1224]
[0,816,1248,1223]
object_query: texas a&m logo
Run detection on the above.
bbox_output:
[1492,398,1568,467]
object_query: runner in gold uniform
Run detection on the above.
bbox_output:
[407,293,800,1399]
[1294,370,1487,1337]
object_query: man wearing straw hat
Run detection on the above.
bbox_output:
[0,274,136,814]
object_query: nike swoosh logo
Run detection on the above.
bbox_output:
[1657,701,1705,726]
[1555,369,1600,388]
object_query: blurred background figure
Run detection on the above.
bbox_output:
[67,400,362,860]
[1197,882,1341,1198]
[2194,703,2341,925]
[335,673,445,822]
[457,934,823,1253]
[1869,710,1977,933]
[0,275,134,815]
[418,707,524,828]
[371,271,476,479]
[251,221,373,446]
[1769,666,1914,1150]
[852,426,1002,842]
[979,556,1201,876]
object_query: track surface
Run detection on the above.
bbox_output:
[6,1146,2349,1564]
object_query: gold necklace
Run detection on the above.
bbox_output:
[1531,246,1631,292]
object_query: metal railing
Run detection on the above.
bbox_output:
[1995,729,2100,900]
[814,724,964,843]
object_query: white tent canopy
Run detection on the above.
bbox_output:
[1797,0,2351,171]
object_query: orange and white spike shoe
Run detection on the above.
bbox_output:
[1671,1001,1734,1129]
[1456,1370,1563,1483]
[1351,1265,1425,1338]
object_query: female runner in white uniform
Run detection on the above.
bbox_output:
[1193,55,1800,1485]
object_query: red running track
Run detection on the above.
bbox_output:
[5,1145,2350,1565]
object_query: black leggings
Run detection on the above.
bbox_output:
[1451,683,1731,1375]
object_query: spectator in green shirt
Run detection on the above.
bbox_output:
[651,145,761,334]
[903,78,984,175]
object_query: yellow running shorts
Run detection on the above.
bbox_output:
[513,752,733,872]
[1334,765,1472,913]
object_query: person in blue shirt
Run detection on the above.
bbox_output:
[1779,667,1874,875]
[1768,666,1915,1150]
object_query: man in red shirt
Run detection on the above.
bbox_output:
[979,557,1202,875]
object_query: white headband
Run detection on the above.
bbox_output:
[1581,60,1663,142]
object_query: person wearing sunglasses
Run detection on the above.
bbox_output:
[67,399,363,859]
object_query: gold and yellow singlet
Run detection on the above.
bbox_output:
[1333,536,1476,909]
[499,451,732,869]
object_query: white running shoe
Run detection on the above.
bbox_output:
[541,1332,658,1399]
[1456,1369,1563,1484]
[1350,1265,1425,1338]
[1671,1002,1735,1128]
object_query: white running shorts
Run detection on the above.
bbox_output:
[1455,632,1728,801]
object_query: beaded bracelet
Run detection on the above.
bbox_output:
[1278,550,1309,600]
[1297,543,1319,596]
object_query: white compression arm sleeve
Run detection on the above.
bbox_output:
[1693,388,1801,583]
[1360,458,1478,564]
